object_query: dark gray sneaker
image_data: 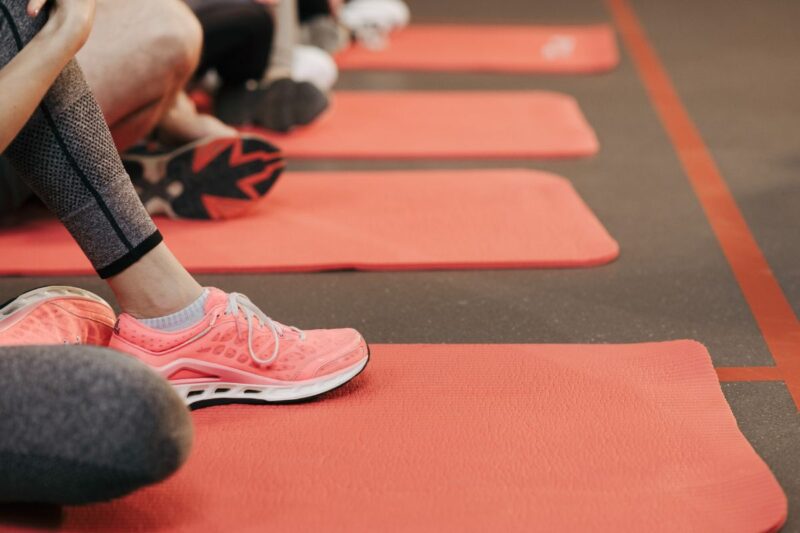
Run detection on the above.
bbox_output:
[216,79,329,133]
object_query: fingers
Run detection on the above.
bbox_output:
[27,0,48,17]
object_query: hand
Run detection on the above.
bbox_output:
[28,0,96,54]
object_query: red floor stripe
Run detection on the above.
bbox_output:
[716,367,783,383]
[607,0,800,409]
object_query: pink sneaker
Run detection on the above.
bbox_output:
[109,288,369,406]
[0,286,116,346]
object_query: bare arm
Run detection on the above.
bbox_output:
[0,0,95,152]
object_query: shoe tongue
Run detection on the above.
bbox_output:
[203,287,229,313]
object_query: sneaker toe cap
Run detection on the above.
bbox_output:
[299,328,368,378]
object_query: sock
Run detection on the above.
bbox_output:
[139,289,209,332]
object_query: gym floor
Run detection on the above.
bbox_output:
[1,0,797,528]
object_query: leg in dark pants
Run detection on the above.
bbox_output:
[190,0,275,87]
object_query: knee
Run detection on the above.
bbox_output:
[152,0,204,82]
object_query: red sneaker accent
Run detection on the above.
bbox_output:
[201,195,258,220]
[168,368,221,381]
[191,137,234,174]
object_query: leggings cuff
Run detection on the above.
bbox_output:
[97,231,164,279]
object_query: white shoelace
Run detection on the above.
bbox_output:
[223,292,305,365]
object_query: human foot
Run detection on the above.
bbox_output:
[158,91,238,146]
[123,134,284,220]
[215,78,329,132]
[109,288,369,407]
[0,286,115,346]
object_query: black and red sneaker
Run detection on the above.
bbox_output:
[122,134,284,220]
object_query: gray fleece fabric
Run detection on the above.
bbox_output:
[0,345,193,505]
[0,0,162,278]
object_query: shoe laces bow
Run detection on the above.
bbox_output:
[223,292,305,365]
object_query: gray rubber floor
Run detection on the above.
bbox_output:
[0,0,797,529]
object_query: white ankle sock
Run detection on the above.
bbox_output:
[139,290,209,332]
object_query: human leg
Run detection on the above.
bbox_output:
[268,0,298,81]
[298,0,332,23]
[190,0,275,87]
[298,0,349,53]
[1,0,367,402]
[1,0,202,305]
[69,0,283,221]
[78,0,234,149]
[0,156,31,215]
[1,1,159,277]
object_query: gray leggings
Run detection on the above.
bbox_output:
[0,1,160,278]
[0,155,30,213]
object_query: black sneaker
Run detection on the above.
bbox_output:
[216,79,329,132]
[123,134,284,220]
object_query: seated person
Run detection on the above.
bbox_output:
[190,0,333,132]
[0,0,368,406]
[1,0,284,219]
[187,0,410,132]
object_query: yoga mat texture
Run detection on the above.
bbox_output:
[0,169,619,275]
[253,91,599,159]
[62,342,786,532]
[337,24,619,73]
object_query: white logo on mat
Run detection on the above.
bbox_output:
[541,35,576,60]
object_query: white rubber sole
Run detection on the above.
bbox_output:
[173,356,369,407]
[0,286,112,326]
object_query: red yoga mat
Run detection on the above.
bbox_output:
[0,169,619,275]
[252,91,599,159]
[337,24,619,74]
[63,342,786,532]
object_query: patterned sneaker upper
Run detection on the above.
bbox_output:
[0,287,116,346]
[110,288,367,384]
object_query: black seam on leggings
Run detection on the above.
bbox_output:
[0,2,134,251]
[97,230,163,279]
[39,106,134,249]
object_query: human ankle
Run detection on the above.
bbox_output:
[138,289,209,331]
[116,284,204,319]
[158,92,237,145]
[107,243,204,319]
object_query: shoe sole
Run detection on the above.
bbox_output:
[0,286,113,333]
[123,135,284,220]
[176,349,370,409]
